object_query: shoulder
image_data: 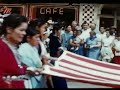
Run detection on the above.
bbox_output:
[19,43,30,48]
[18,43,31,52]
[0,38,5,48]
[113,39,118,44]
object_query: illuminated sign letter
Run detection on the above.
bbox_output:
[46,8,51,14]
[53,8,57,14]
[59,8,63,15]
[40,8,45,14]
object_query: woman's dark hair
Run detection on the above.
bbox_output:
[109,30,114,35]
[29,18,46,29]
[76,30,82,33]
[22,27,40,43]
[52,23,62,34]
[22,27,41,55]
[1,14,28,35]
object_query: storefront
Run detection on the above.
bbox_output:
[0,4,27,17]
[2,3,120,32]
[29,3,79,24]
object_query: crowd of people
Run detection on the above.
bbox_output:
[0,13,120,89]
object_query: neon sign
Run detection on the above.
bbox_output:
[0,6,12,14]
[40,7,63,15]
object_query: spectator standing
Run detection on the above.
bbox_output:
[101,31,114,62]
[113,34,120,64]
[61,25,73,50]
[85,31,101,60]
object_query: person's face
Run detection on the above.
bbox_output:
[49,24,53,29]
[57,29,61,36]
[83,24,89,30]
[100,27,105,33]
[8,22,28,44]
[90,24,96,30]
[66,25,72,32]
[106,31,110,37]
[43,33,48,40]
[117,36,120,41]
[115,36,120,41]
[39,24,47,37]
[77,31,81,36]
[111,28,115,32]
[72,21,77,28]
[28,34,40,46]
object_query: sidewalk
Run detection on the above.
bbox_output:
[67,81,111,88]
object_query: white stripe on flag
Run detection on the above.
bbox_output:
[42,51,120,88]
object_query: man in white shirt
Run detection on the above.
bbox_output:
[96,27,106,42]
[80,22,91,42]
[90,23,99,34]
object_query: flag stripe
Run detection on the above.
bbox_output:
[59,61,120,82]
[49,67,120,88]
[50,67,101,80]
[50,67,108,82]
[59,64,120,82]
[62,53,120,75]
[42,51,120,88]
[67,53,120,70]
[60,59,120,77]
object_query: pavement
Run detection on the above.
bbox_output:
[67,81,112,88]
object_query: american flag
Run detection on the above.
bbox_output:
[42,51,120,88]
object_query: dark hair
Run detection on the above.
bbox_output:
[109,30,114,35]
[29,18,46,28]
[90,31,96,35]
[110,26,117,31]
[76,30,82,33]
[22,27,39,43]
[52,23,62,34]
[66,24,71,29]
[81,21,89,27]
[1,14,28,35]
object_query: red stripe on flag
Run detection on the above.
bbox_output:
[60,59,120,76]
[59,64,120,82]
[50,67,120,88]
[67,53,120,70]
[50,67,102,81]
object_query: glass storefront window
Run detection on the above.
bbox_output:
[29,4,79,25]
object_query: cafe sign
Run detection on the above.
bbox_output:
[40,7,64,15]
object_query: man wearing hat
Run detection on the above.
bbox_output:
[46,20,54,36]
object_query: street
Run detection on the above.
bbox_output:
[67,81,112,88]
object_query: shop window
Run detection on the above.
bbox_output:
[101,8,114,16]
[29,5,79,25]
[100,18,114,28]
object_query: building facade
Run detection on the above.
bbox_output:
[0,3,120,32]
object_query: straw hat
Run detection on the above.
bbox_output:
[47,20,54,24]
